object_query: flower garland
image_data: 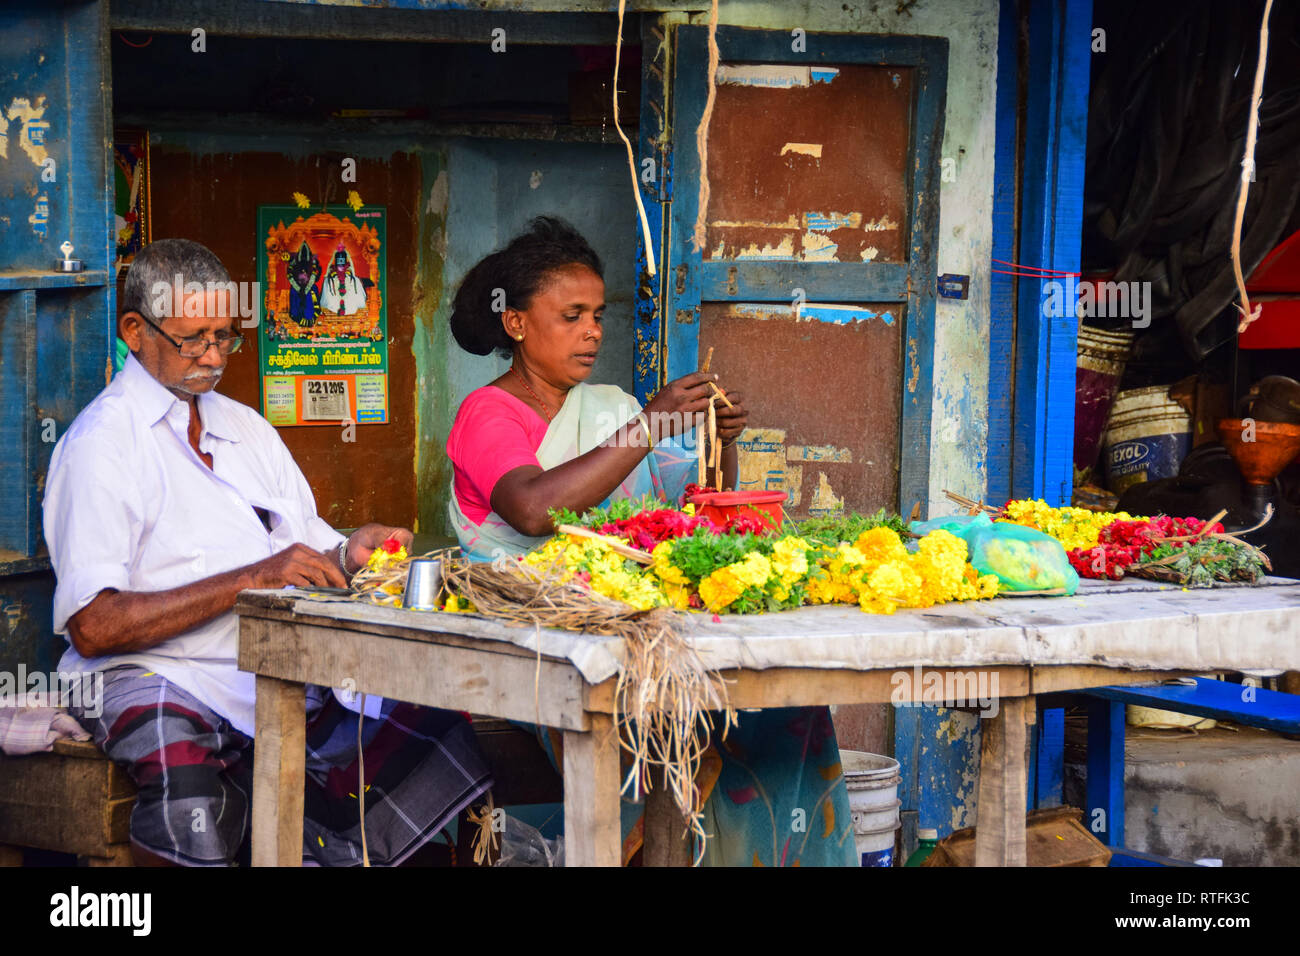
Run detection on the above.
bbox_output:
[1000,499,1137,552]
[998,499,1266,584]
[523,518,1000,617]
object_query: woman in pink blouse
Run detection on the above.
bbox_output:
[443,218,855,867]
[446,217,744,555]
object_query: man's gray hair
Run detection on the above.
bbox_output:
[122,239,231,322]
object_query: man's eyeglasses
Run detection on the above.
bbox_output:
[138,313,244,358]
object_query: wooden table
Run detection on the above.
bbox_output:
[235,579,1300,867]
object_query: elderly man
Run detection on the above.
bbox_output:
[43,239,490,866]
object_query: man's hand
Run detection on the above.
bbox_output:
[243,542,349,590]
[67,542,347,658]
[343,523,415,575]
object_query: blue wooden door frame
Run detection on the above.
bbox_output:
[902,0,1092,843]
[0,0,114,676]
[654,25,947,515]
[988,0,1093,505]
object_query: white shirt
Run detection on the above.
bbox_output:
[43,354,345,736]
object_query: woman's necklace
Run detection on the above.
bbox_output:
[510,364,553,421]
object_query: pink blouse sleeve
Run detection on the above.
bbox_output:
[447,388,547,523]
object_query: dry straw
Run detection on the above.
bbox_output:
[348,547,734,854]
[439,556,734,854]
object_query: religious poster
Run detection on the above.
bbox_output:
[113,129,151,268]
[256,204,388,426]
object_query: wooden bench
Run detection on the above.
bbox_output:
[0,718,561,867]
[0,738,134,866]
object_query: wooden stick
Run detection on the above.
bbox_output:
[943,489,1000,516]
[707,381,733,408]
[697,412,706,488]
[556,524,654,564]
[709,399,721,491]
[700,346,714,374]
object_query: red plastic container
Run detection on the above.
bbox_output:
[688,490,788,532]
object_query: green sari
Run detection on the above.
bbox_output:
[449,382,856,866]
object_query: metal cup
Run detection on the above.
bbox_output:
[402,558,443,611]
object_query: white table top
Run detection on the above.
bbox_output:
[237,576,1300,685]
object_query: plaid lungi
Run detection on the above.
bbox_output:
[69,665,492,866]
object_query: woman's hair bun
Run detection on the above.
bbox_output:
[449,216,603,357]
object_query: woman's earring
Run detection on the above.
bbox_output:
[515,334,524,341]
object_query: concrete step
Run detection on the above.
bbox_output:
[1066,725,1300,866]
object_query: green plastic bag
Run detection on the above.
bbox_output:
[910,513,1078,594]
[962,522,1079,594]
[909,512,993,537]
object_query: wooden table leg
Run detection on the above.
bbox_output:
[975,696,1031,866]
[643,767,693,867]
[252,676,306,867]
[563,712,621,867]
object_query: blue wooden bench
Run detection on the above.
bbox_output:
[1031,677,1300,859]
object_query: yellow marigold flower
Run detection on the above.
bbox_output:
[856,587,897,615]
[918,528,967,562]
[854,527,909,569]
[365,543,408,573]
[1000,499,1140,551]
[866,562,906,599]
[659,582,693,610]
[651,540,689,585]
[443,594,475,613]
[699,568,743,612]
[732,552,773,590]
[771,536,810,586]
[805,574,839,605]
[836,544,867,568]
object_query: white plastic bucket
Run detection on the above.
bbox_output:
[841,750,901,867]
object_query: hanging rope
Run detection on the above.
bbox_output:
[467,793,499,866]
[615,0,657,276]
[357,693,370,867]
[690,0,721,253]
[1232,0,1274,335]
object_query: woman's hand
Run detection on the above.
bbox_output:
[714,389,748,444]
[643,371,718,439]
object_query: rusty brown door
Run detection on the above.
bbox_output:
[663,27,947,517]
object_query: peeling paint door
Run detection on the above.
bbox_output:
[662,27,946,515]
[0,0,114,672]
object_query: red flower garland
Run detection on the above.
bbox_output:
[1067,516,1224,580]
